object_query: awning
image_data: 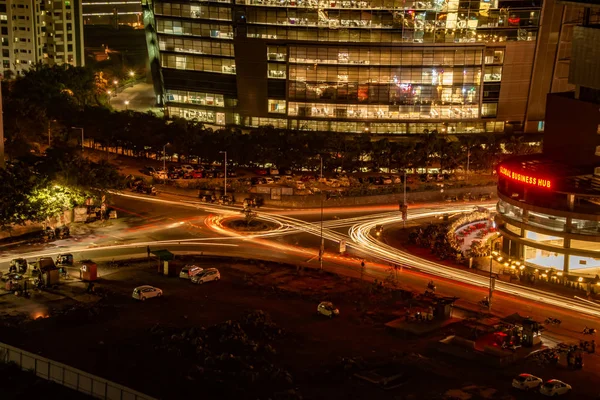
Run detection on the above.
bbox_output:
[151,249,174,261]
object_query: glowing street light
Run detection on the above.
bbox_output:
[107,90,112,105]
[124,100,129,110]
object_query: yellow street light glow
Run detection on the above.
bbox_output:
[557,271,563,276]
[578,277,584,282]
[510,265,516,270]
[515,261,521,266]
[534,269,539,272]
[129,70,135,77]
[504,262,509,267]
[113,80,118,85]
[519,265,525,270]
[497,257,503,262]
[107,90,112,95]
[541,273,548,278]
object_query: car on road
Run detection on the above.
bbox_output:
[295,181,306,190]
[185,170,203,179]
[317,301,339,318]
[132,285,163,301]
[179,265,204,279]
[539,380,571,396]
[263,177,275,185]
[512,374,543,391]
[191,268,220,284]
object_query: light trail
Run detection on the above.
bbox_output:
[349,212,600,319]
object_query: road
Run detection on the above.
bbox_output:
[1,192,599,345]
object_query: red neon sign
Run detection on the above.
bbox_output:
[499,166,552,189]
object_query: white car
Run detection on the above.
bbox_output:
[181,165,194,173]
[179,265,203,279]
[317,301,339,318]
[512,373,543,390]
[191,268,220,284]
[132,285,163,301]
[295,181,306,190]
[540,380,572,396]
[269,167,279,175]
[263,177,275,185]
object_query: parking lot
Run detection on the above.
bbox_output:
[1,257,598,399]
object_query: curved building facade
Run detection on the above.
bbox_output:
[496,155,600,276]
[142,0,588,134]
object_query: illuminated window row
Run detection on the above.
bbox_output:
[290,67,482,85]
[244,8,539,31]
[169,107,228,125]
[154,3,231,21]
[156,19,233,39]
[159,37,234,57]
[288,102,479,120]
[267,46,287,61]
[268,99,287,113]
[289,82,480,105]
[246,26,537,43]
[268,63,286,78]
[166,90,238,107]
[161,53,235,74]
[238,0,502,11]
[288,47,485,66]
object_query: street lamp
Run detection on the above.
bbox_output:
[107,90,112,105]
[124,100,129,110]
[113,80,118,94]
[318,154,324,269]
[163,142,170,183]
[129,70,135,77]
[219,151,227,197]
[71,126,84,152]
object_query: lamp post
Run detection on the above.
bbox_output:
[318,154,324,269]
[124,100,129,110]
[219,151,227,197]
[113,80,118,94]
[163,142,170,183]
[129,70,135,78]
[403,170,407,227]
[107,90,112,105]
[71,126,84,152]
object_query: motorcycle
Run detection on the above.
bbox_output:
[478,298,490,308]
[583,327,597,335]
[427,281,436,292]
[545,317,562,325]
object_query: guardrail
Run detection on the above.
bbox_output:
[0,342,155,400]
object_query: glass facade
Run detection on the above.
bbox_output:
[148,0,544,132]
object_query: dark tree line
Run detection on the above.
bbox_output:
[3,64,541,174]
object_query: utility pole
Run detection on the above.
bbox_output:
[220,151,227,197]
[488,254,494,311]
[318,154,324,269]
[403,170,407,227]
[0,78,4,169]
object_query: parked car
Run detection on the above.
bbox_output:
[391,175,402,184]
[132,285,163,301]
[381,176,393,185]
[193,165,205,171]
[185,170,203,179]
[317,301,339,318]
[191,268,220,284]
[181,165,194,173]
[512,374,543,391]
[263,177,275,185]
[142,166,157,176]
[539,380,571,396]
[269,167,279,175]
[295,181,306,190]
[369,176,383,185]
[325,179,341,188]
[153,171,168,180]
[282,168,293,175]
[179,265,203,279]
[226,170,237,177]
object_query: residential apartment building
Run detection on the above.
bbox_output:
[142,0,599,135]
[0,0,85,77]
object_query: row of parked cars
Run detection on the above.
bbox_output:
[131,265,221,302]
[512,373,572,397]
[142,165,237,180]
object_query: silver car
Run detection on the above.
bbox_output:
[132,285,163,301]
[191,268,220,284]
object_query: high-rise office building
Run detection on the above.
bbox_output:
[0,0,85,77]
[143,0,598,135]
